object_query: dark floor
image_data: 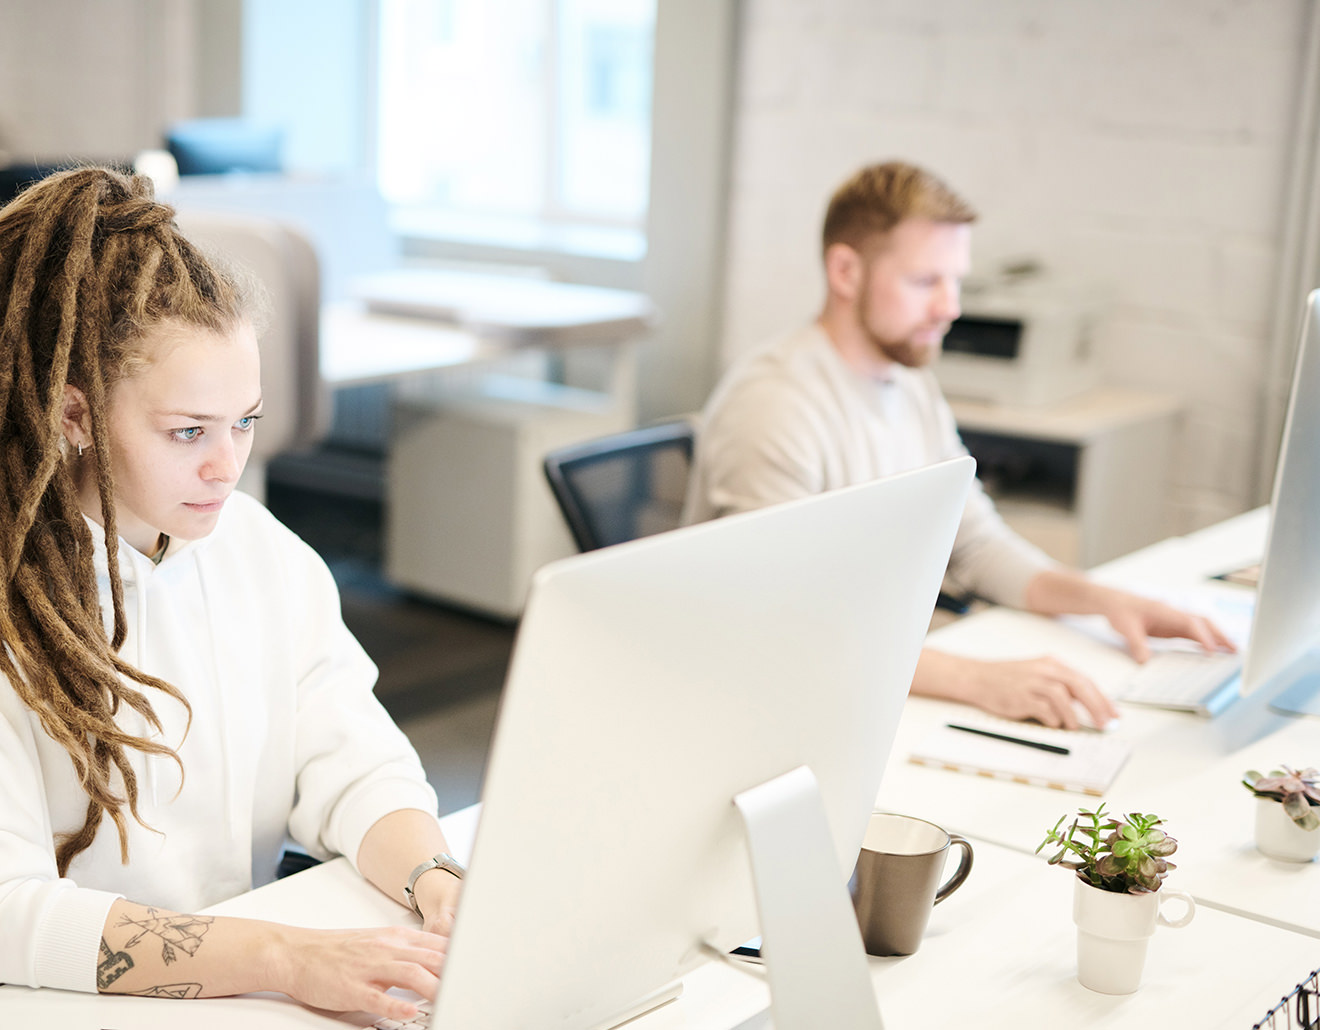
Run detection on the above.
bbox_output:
[266,477,515,816]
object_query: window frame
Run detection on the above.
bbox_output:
[373,0,656,247]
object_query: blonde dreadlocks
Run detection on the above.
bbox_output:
[0,166,247,874]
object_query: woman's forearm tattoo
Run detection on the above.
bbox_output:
[96,909,216,996]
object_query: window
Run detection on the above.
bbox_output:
[376,0,655,239]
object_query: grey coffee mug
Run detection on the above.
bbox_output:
[849,812,974,956]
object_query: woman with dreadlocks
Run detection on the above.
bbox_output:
[0,167,460,1022]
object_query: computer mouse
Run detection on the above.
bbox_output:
[1076,709,1121,733]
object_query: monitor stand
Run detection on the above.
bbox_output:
[1268,668,1320,717]
[734,766,885,1030]
[587,981,684,1030]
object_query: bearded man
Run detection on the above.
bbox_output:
[683,161,1230,729]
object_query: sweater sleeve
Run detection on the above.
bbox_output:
[0,688,122,992]
[687,375,831,521]
[931,392,1059,607]
[945,478,1058,607]
[282,538,439,870]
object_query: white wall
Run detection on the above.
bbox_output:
[642,0,738,419]
[0,0,359,173]
[3,0,1309,532]
[0,0,195,163]
[720,0,1309,532]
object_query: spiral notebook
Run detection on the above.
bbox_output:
[908,719,1131,796]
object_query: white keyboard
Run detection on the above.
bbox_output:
[368,999,432,1030]
[1114,650,1243,714]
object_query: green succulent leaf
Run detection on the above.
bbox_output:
[1244,764,1320,826]
[1039,805,1179,895]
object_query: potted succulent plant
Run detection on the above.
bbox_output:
[1037,805,1195,995]
[1242,766,1320,862]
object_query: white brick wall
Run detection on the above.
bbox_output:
[721,0,1310,531]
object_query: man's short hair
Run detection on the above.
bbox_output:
[821,161,977,257]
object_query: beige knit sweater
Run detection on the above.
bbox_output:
[683,323,1056,608]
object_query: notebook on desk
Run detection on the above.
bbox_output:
[908,717,1131,796]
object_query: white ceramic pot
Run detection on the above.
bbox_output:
[1072,879,1195,994]
[1254,796,1320,862]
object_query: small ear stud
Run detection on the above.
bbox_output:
[78,442,83,458]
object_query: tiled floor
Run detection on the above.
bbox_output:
[390,689,504,817]
[267,478,516,817]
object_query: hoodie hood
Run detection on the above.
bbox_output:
[85,512,241,839]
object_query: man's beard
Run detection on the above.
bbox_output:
[863,328,946,369]
[855,273,950,369]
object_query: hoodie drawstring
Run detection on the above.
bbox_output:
[195,559,243,841]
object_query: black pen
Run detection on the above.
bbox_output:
[946,723,1070,755]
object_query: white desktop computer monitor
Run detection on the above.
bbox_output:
[1239,289,1320,717]
[426,458,973,1030]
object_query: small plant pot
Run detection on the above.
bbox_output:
[1254,797,1320,862]
[1072,879,1195,994]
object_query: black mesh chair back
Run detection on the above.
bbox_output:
[543,421,696,551]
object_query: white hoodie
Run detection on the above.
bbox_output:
[0,492,438,992]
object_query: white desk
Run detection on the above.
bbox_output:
[319,270,655,389]
[879,506,1320,939]
[350,268,656,347]
[5,508,1318,1027]
[317,271,655,618]
[949,388,1183,568]
[3,810,1313,1029]
[319,303,512,388]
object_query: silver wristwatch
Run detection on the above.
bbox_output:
[404,853,465,917]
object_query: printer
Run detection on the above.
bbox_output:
[934,274,1100,408]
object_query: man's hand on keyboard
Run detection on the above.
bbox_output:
[1097,591,1237,663]
[915,650,1119,731]
[1023,569,1237,664]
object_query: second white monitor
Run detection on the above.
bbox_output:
[430,457,973,1029]
[1241,287,1320,716]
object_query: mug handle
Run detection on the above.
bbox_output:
[933,834,974,904]
[1157,888,1196,928]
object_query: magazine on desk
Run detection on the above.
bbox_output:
[908,718,1132,796]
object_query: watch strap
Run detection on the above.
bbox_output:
[404,852,465,917]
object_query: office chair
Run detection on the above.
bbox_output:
[544,422,971,613]
[543,421,696,551]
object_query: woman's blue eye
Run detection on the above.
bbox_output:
[173,427,202,443]
[236,414,262,432]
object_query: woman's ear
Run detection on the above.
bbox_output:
[61,384,92,451]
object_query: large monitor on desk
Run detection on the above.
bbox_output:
[427,459,972,1029]
[1240,288,1320,717]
